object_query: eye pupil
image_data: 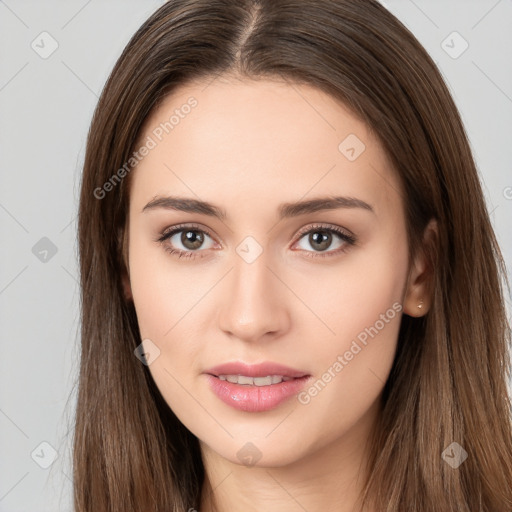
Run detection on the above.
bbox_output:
[310,230,331,251]
[182,230,204,250]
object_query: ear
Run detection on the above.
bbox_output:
[119,227,133,301]
[403,219,437,317]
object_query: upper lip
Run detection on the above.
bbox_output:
[205,361,309,378]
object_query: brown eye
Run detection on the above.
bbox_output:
[307,230,333,252]
[157,224,217,259]
[180,229,205,250]
[293,224,356,258]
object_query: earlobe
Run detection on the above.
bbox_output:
[404,296,427,317]
[403,219,438,317]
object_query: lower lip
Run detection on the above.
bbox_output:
[205,374,311,412]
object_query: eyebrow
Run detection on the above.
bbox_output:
[142,195,374,220]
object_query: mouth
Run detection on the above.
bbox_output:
[216,374,295,385]
[205,360,309,379]
[204,361,311,412]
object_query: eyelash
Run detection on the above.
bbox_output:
[156,223,357,260]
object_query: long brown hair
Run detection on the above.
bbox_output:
[74,0,512,510]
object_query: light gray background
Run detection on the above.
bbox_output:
[0,1,511,510]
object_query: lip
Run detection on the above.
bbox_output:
[205,361,309,379]
[203,361,311,412]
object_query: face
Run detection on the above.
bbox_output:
[125,76,413,468]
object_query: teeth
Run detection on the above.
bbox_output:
[217,374,294,386]
[238,375,254,385]
[254,376,272,386]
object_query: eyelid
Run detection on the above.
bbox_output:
[293,222,355,241]
[158,222,218,244]
[156,222,220,260]
[290,223,357,258]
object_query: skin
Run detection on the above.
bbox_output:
[123,76,432,512]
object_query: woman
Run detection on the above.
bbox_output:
[74,0,512,510]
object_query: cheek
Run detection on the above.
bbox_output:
[127,230,203,381]
[128,242,207,414]
[291,232,408,415]
[292,231,408,346]
[128,224,206,339]
[127,228,231,410]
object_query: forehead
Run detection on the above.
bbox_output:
[130,77,401,219]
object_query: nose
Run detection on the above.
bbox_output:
[217,248,291,343]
